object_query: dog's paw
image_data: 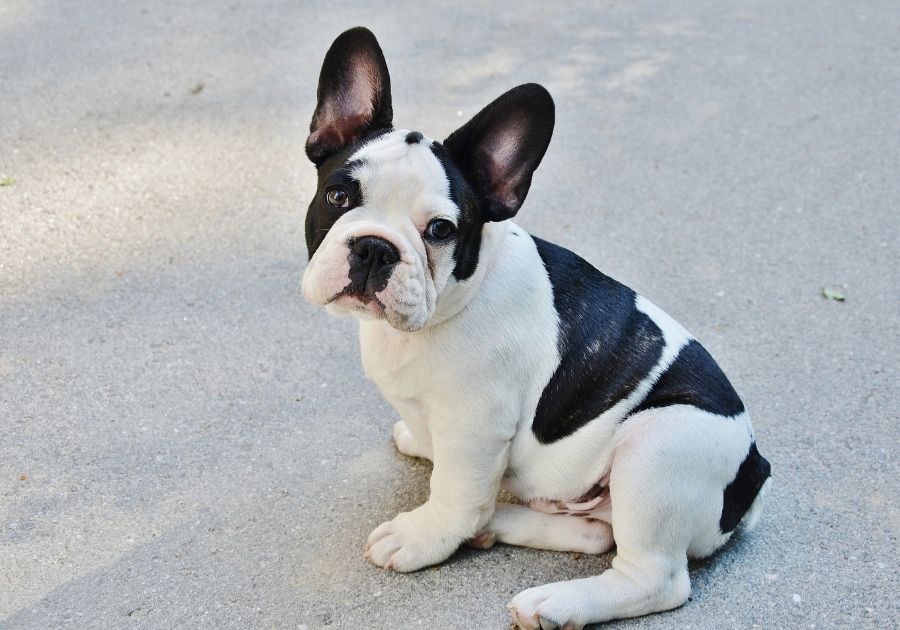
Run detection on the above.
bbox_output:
[466,529,497,550]
[392,420,432,459]
[364,505,462,572]
[509,582,588,630]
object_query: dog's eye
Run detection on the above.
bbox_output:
[424,219,456,241]
[325,188,349,208]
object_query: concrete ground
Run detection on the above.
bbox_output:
[1,1,897,628]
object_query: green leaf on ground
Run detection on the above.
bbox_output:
[0,176,14,186]
[822,287,845,301]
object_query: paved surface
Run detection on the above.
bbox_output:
[1,1,898,628]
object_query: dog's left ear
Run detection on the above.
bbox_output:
[306,27,393,166]
[443,83,554,221]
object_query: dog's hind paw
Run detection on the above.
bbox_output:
[509,583,586,630]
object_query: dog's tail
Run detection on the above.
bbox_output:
[739,474,772,532]
[719,440,771,534]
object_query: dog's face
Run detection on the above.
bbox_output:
[301,129,475,331]
[301,27,554,331]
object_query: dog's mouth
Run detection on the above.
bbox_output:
[326,287,386,316]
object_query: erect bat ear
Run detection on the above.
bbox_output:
[305,27,393,166]
[442,83,554,221]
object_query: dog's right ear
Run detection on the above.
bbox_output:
[305,27,393,166]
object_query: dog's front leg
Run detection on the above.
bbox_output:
[365,403,511,572]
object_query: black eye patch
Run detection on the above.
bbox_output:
[305,157,365,259]
[428,141,486,280]
[322,159,364,195]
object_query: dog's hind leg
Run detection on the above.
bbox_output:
[508,546,690,630]
[468,503,613,554]
[509,408,748,629]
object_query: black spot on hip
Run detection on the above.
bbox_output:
[720,442,771,533]
[628,340,745,418]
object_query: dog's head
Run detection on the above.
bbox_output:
[301,27,554,332]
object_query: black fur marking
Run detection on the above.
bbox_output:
[720,442,771,533]
[306,28,393,166]
[629,340,746,418]
[429,141,485,280]
[304,138,381,259]
[303,127,393,260]
[425,84,555,279]
[405,131,423,144]
[531,237,666,444]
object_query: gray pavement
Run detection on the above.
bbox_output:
[1,1,898,628]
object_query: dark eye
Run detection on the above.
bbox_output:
[325,188,349,208]
[425,219,456,241]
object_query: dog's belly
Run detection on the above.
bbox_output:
[503,417,618,504]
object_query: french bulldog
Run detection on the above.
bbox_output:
[300,27,771,629]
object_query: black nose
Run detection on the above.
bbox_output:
[347,236,400,295]
[351,236,400,267]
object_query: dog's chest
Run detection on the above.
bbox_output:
[358,322,432,399]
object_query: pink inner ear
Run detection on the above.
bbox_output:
[307,109,371,154]
[487,163,529,211]
[484,121,524,170]
[311,56,379,149]
[478,116,529,210]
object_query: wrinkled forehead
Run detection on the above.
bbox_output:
[348,130,456,217]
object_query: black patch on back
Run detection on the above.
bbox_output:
[404,131,423,144]
[429,141,486,280]
[720,442,771,533]
[629,340,745,417]
[531,237,666,444]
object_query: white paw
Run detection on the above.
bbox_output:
[364,504,462,572]
[466,530,497,550]
[509,581,590,630]
[392,420,431,459]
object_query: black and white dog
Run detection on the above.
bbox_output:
[301,27,771,629]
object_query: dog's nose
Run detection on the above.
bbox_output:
[348,236,400,294]
[351,236,400,268]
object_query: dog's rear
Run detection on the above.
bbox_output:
[507,404,770,628]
